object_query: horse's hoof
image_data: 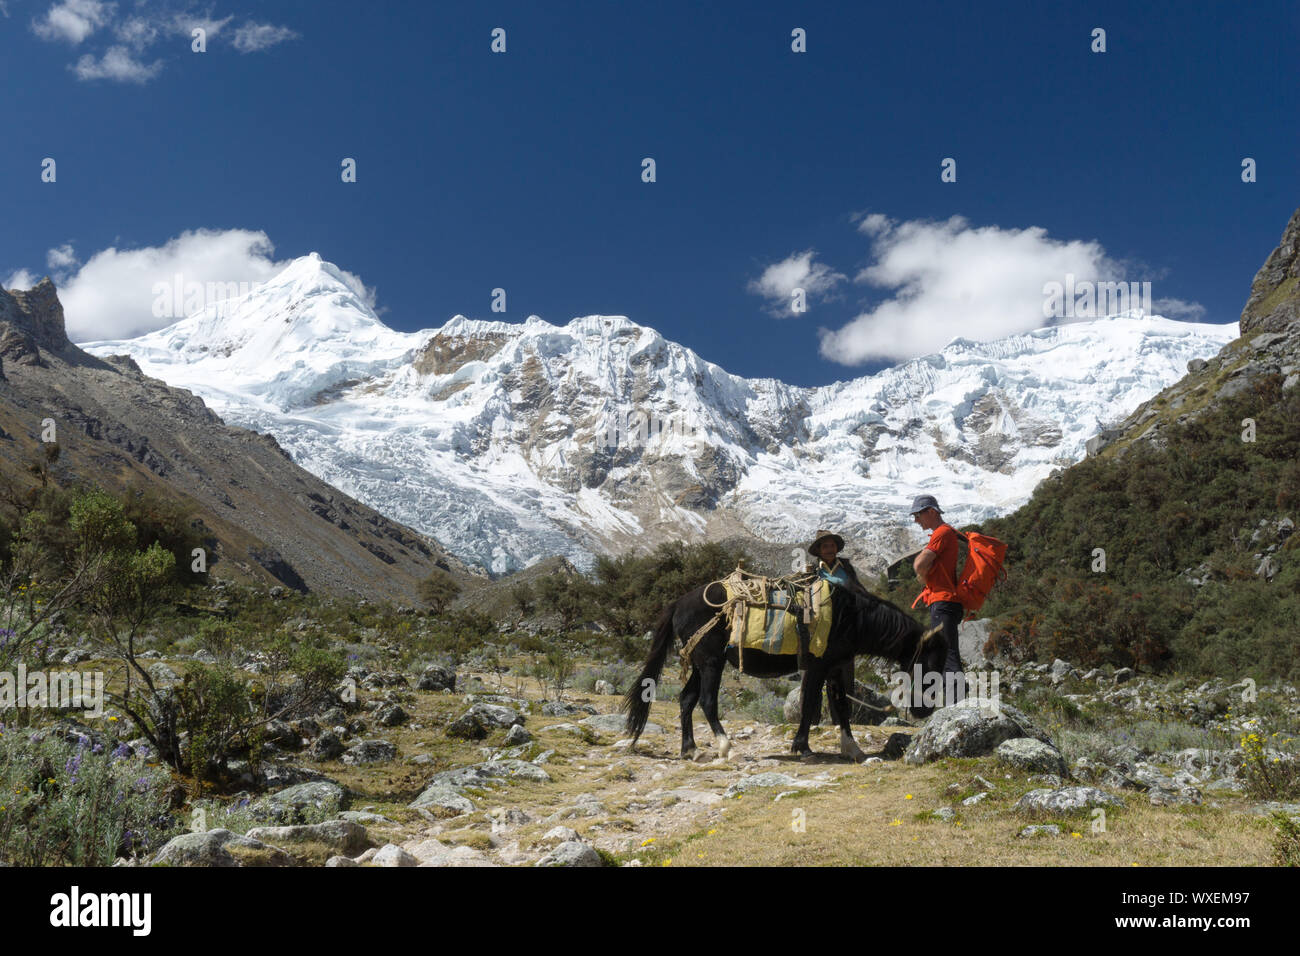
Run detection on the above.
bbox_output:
[717,735,731,758]
[681,747,697,761]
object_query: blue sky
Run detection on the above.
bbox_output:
[2,0,1297,386]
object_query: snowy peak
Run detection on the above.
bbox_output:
[83,259,1239,575]
[85,254,424,412]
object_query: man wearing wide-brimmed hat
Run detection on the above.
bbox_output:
[910,494,964,680]
[807,529,869,599]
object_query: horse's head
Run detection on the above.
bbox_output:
[905,623,950,719]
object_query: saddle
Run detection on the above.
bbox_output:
[679,566,832,680]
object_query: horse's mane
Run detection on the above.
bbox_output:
[830,583,922,661]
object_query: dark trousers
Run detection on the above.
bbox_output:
[929,601,966,704]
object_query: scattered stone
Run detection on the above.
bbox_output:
[996,738,1069,776]
[1016,787,1126,813]
[932,807,956,822]
[377,704,409,727]
[504,724,532,745]
[962,791,990,807]
[1113,668,1134,685]
[250,781,348,824]
[408,784,476,816]
[311,731,344,761]
[152,829,292,867]
[536,841,603,867]
[417,664,457,692]
[540,826,582,844]
[342,739,397,765]
[1018,824,1061,838]
[594,680,616,695]
[371,844,420,867]
[148,662,179,684]
[325,855,359,867]
[245,820,370,857]
[581,713,659,734]
[723,772,823,797]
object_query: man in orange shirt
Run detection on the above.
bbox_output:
[910,495,965,691]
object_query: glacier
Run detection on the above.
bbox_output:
[83,254,1239,576]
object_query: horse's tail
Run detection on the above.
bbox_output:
[622,600,677,745]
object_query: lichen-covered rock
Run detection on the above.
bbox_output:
[250,781,348,824]
[152,829,292,867]
[244,820,370,857]
[371,844,419,867]
[536,841,603,867]
[342,739,397,765]
[417,664,457,692]
[1015,786,1125,813]
[996,737,1069,776]
[904,699,1051,764]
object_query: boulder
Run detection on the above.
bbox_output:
[504,724,532,745]
[371,844,420,867]
[152,829,292,867]
[996,738,1069,776]
[245,820,370,857]
[536,841,603,867]
[250,781,348,824]
[904,699,1051,764]
[417,664,457,692]
[1015,787,1126,813]
[342,739,397,765]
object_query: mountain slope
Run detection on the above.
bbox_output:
[961,207,1300,678]
[85,256,1237,575]
[0,279,483,601]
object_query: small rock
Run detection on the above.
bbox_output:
[504,724,533,745]
[1017,824,1061,838]
[417,664,457,692]
[342,739,397,765]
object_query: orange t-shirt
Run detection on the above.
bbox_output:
[920,524,961,604]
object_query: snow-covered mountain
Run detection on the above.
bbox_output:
[83,254,1239,575]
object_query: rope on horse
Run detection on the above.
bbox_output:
[680,566,821,682]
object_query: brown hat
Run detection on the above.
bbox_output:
[807,530,845,556]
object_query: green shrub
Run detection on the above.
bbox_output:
[0,726,178,865]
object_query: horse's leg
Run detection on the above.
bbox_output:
[698,661,731,759]
[678,666,702,760]
[827,658,866,762]
[792,660,827,756]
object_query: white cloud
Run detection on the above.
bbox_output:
[171,13,233,39]
[55,228,376,342]
[47,243,80,274]
[747,250,845,318]
[1153,297,1207,321]
[818,214,1180,364]
[32,0,114,44]
[1,2,11,19]
[232,21,296,52]
[72,45,163,82]
[114,16,158,50]
[4,269,38,290]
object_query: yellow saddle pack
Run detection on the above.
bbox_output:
[725,573,831,660]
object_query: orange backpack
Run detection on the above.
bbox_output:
[910,528,1008,618]
[953,530,1008,616]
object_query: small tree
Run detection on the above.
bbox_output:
[510,582,535,622]
[536,573,591,633]
[419,569,462,614]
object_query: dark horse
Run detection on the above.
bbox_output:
[622,578,948,761]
